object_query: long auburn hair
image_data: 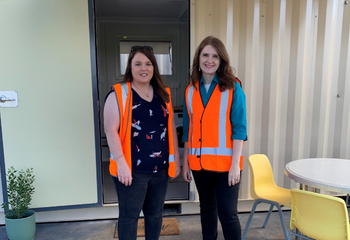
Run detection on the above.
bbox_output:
[123,48,170,103]
[190,36,236,92]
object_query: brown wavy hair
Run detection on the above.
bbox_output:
[190,36,236,92]
[123,48,170,103]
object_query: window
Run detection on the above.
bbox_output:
[119,41,172,75]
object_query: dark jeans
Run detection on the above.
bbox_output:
[192,170,241,240]
[111,170,169,240]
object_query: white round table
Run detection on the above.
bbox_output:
[284,158,350,194]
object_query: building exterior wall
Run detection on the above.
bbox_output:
[0,0,349,223]
[190,0,350,199]
[0,0,99,213]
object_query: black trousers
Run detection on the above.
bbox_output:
[192,169,241,240]
[112,170,169,240]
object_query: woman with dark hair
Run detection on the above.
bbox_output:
[104,46,180,240]
[182,36,247,240]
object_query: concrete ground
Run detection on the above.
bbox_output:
[0,211,292,240]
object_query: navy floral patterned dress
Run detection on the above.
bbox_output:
[130,88,169,174]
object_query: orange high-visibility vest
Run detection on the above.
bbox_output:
[185,81,244,172]
[109,82,176,177]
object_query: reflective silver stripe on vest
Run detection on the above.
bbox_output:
[187,86,195,149]
[169,154,175,162]
[189,147,232,156]
[119,83,132,145]
[187,87,236,156]
[120,83,128,115]
[188,148,242,156]
[110,152,115,160]
[219,90,229,148]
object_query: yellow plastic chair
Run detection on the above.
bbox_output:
[242,154,291,240]
[288,189,350,240]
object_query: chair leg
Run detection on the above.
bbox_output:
[287,230,292,240]
[241,200,261,240]
[276,203,288,240]
[242,199,289,240]
[262,204,274,228]
[289,229,313,240]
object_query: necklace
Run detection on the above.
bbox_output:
[132,83,151,97]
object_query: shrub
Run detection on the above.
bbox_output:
[1,166,35,219]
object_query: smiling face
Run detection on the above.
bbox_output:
[199,45,221,77]
[131,52,154,85]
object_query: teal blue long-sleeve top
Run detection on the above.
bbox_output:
[182,75,247,142]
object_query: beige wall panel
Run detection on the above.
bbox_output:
[191,0,350,200]
[226,0,234,63]
[310,0,327,158]
[242,0,261,199]
[268,0,284,182]
[219,0,229,42]
[237,0,250,199]
[335,1,350,158]
[292,0,312,161]
[0,0,98,207]
[303,0,319,159]
[245,0,261,157]
[195,0,209,45]
[256,0,266,160]
[340,10,350,159]
[279,0,293,186]
[230,0,241,76]
[260,0,271,160]
[325,0,344,157]
[317,0,342,157]
[190,0,197,65]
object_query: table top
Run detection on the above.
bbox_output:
[284,158,350,193]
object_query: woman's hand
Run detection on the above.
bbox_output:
[228,164,240,186]
[182,162,192,182]
[229,140,243,186]
[117,158,133,186]
[181,142,192,182]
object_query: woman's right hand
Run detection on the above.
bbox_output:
[117,159,133,186]
[182,162,192,183]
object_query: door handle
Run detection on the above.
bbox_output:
[0,95,16,103]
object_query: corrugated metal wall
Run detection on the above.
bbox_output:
[191,0,350,200]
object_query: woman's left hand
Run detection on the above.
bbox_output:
[228,165,240,186]
[229,140,243,186]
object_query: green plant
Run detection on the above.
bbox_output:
[1,166,35,219]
